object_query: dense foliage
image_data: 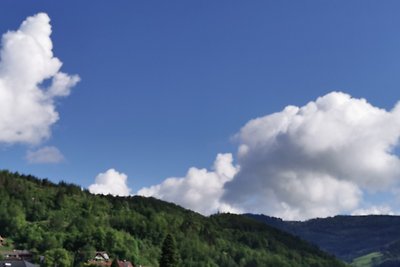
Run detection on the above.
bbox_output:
[0,170,346,266]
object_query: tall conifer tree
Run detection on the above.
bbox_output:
[159,234,179,267]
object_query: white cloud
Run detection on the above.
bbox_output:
[0,13,79,145]
[352,206,395,216]
[26,146,64,164]
[223,92,400,220]
[139,92,400,220]
[89,169,131,197]
[138,153,241,215]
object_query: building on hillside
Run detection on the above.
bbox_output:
[1,251,33,262]
[86,251,135,267]
[87,251,110,266]
[0,260,38,267]
[94,251,110,262]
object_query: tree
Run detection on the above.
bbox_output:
[159,234,179,267]
[43,248,73,267]
[74,244,96,265]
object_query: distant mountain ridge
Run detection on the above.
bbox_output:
[247,214,400,266]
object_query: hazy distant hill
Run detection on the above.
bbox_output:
[0,170,345,267]
[247,214,400,266]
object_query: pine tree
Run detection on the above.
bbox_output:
[159,234,179,267]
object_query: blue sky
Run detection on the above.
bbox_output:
[2,1,400,219]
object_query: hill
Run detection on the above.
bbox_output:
[0,170,345,267]
[247,214,400,266]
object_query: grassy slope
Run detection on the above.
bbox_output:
[351,252,383,267]
[358,239,400,267]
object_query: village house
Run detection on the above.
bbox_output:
[0,260,38,267]
[93,251,110,262]
[1,251,33,262]
[87,251,134,267]
[87,251,110,266]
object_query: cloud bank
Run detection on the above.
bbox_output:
[0,13,79,145]
[26,146,64,164]
[139,92,400,220]
[89,169,131,197]
[223,92,400,220]
[352,205,394,216]
[138,153,240,215]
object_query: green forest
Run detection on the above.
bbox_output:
[0,170,346,267]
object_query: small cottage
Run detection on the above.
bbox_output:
[87,251,135,267]
[93,251,110,262]
[1,250,33,261]
[87,251,111,266]
[0,260,38,267]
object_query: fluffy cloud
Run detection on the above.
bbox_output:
[352,206,395,216]
[26,146,64,164]
[89,169,131,196]
[223,92,400,220]
[138,153,240,215]
[139,92,400,220]
[0,13,79,144]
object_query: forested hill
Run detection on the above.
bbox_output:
[247,214,400,266]
[0,170,346,267]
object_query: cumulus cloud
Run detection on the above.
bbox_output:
[352,206,395,216]
[139,92,400,220]
[223,92,400,220]
[89,169,131,197]
[26,146,64,164]
[138,153,240,215]
[0,13,79,144]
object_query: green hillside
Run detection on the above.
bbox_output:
[0,170,346,267]
[248,214,400,266]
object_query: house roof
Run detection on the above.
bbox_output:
[1,250,33,260]
[2,250,31,255]
[0,260,37,267]
[94,251,110,260]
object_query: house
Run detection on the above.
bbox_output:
[1,251,33,261]
[0,236,5,246]
[87,251,111,266]
[0,260,38,267]
[87,252,134,267]
[93,251,110,262]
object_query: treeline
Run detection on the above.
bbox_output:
[0,170,346,267]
